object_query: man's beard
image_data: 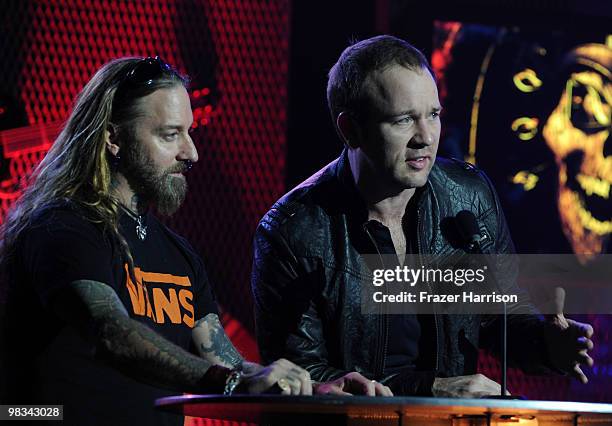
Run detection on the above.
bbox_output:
[120,143,188,216]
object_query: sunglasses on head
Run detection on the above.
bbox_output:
[117,56,176,91]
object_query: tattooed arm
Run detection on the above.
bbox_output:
[191,313,244,368]
[55,280,313,395]
[54,279,220,393]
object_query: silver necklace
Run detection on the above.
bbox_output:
[120,206,147,241]
[135,215,147,241]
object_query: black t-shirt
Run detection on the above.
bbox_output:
[1,202,217,426]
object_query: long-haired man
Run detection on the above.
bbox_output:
[0,57,387,426]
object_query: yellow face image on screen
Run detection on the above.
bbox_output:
[541,42,611,263]
[434,25,610,261]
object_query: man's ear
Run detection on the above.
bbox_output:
[336,112,362,149]
[105,123,120,157]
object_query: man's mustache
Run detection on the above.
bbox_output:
[166,160,193,175]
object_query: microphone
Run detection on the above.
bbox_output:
[455,210,519,399]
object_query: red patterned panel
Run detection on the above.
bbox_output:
[165,0,291,338]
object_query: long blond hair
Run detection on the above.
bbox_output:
[1,57,187,274]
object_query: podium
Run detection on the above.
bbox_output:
[156,395,612,425]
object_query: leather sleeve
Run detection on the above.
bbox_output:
[251,214,350,382]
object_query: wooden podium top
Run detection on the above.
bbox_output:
[156,394,612,424]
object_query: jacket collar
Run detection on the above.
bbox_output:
[333,148,369,226]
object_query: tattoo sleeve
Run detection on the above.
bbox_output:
[192,313,245,368]
[64,280,219,393]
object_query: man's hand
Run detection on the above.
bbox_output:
[313,372,393,396]
[239,359,313,395]
[432,374,508,398]
[544,287,594,384]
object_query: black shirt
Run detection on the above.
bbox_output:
[2,202,217,426]
[364,220,421,375]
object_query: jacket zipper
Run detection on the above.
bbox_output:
[416,210,439,372]
[363,224,389,376]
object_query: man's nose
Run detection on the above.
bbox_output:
[179,134,199,163]
[411,120,435,147]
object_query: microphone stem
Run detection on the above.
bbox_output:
[502,300,507,396]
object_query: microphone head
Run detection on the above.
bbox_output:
[456,210,481,249]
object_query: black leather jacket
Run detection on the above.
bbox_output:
[252,150,552,395]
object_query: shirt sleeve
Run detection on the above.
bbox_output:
[19,208,115,307]
[192,256,219,320]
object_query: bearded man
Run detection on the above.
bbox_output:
[0,57,386,426]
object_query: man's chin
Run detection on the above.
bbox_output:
[156,198,185,216]
[396,173,430,189]
[155,182,187,216]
